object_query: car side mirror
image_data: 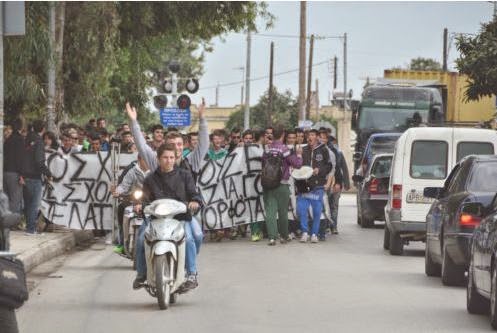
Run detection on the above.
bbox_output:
[352,175,364,183]
[461,202,486,217]
[424,187,444,199]
[353,152,362,162]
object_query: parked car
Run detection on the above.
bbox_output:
[466,192,497,329]
[424,155,497,286]
[354,133,400,179]
[384,127,497,255]
[354,153,393,228]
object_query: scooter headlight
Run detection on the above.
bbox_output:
[133,190,143,200]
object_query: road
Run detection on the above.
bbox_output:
[17,194,491,332]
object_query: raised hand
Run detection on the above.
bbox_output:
[125,102,137,121]
[198,97,206,119]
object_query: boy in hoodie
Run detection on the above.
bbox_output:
[297,129,333,243]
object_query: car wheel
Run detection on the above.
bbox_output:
[441,245,465,286]
[491,265,497,329]
[389,230,403,255]
[383,226,390,250]
[360,213,374,228]
[467,261,489,314]
[425,242,441,277]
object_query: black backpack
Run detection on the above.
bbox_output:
[261,152,283,190]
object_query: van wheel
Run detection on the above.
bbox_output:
[467,262,488,314]
[441,245,465,286]
[425,242,441,277]
[491,265,497,328]
[389,231,403,255]
[383,226,390,250]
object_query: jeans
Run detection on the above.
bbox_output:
[4,172,22,214]
[23,178,43,234]
[297,188,324,236]
[136,217,202,279]
[330,191,341,229]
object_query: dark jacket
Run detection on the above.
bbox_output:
[302,143,333,189]
[22,132,51,180]
[4,131,24,174]
[143,167,202,221]
[327,142,350,190]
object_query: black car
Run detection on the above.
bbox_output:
[424,155,497,286]
[354,153,393,228]
[467,191,497,329]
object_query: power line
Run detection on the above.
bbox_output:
[235,32,343,40]
[199,59,330,91]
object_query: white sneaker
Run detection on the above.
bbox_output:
[300,232,309,243]
[311,234,319,243]
[288,232,295,240]
[105,233,113,245]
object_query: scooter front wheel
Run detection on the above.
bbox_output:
[154,255,171,310]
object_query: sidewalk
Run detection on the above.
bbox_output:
[10,229,94,273]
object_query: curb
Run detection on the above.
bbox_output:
[19,230,94,273]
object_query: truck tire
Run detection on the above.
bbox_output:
[389,230,403,255]
[425,242,441,277]
[383,226,390,250]
[441,245,465,286]
[467,262,488,314]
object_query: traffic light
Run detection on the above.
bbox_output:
[185,79,199,94]
[177,94,191,109]
[163,80,173,94]
[153,95,168,109]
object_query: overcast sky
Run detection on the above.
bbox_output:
[195,1,494,107]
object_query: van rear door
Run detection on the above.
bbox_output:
[402,136,451,223]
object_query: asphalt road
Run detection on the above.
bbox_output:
[17,194,492,332]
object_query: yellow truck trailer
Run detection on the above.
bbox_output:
[384,70,496,124]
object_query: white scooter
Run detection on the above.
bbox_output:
[142,199,188,310]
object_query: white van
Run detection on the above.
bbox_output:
[384,127,497,255]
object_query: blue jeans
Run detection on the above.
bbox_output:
[136,217,202,279]
[23,178,43,234]
[297,188,324,236]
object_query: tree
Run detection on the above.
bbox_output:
[226,88,298,130]
[408,57,442,71]
[456,18,497,101]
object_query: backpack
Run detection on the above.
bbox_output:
[261,152,283,190]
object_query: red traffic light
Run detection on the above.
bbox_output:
[153,95,168,109]
[177,94,191,109]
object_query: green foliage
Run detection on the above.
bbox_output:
[226,88,298,130]
[4,2,273,126]
[456,18,497,101]
[409,57,442,71]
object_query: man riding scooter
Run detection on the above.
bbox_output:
[134,143,203,292]
[111,154,149,255]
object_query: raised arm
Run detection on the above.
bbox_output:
[126,102,158,171]
[187,99,209,173]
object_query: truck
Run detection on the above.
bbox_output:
[352,70,497,171]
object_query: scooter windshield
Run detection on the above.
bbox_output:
[144,199,187,218]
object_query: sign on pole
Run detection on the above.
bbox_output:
[159,107,191,127]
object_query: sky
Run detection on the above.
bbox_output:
[195,1,495,108]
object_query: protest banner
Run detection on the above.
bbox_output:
[41,152,137,230]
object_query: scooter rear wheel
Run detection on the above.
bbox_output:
[154,255,171,310]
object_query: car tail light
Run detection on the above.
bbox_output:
[459,214,481,228]
[392,184,402,209]
[369,178,379,194]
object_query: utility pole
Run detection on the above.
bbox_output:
[244,30,252,130]
[268,41,274,127]
[333,56,338,90]
[305,34,314,120]
[0,4,4,191]
[215,83,219,107]
[443,28,448,71]
[298,1,307,122]
[47,2,56,133]
[343,32,348,110]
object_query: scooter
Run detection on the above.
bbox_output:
[122,189,144,268]
[142,199,188,310]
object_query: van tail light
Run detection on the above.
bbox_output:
[392,184,402,209]
[368,178,379,194]
[459,214,481,228]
